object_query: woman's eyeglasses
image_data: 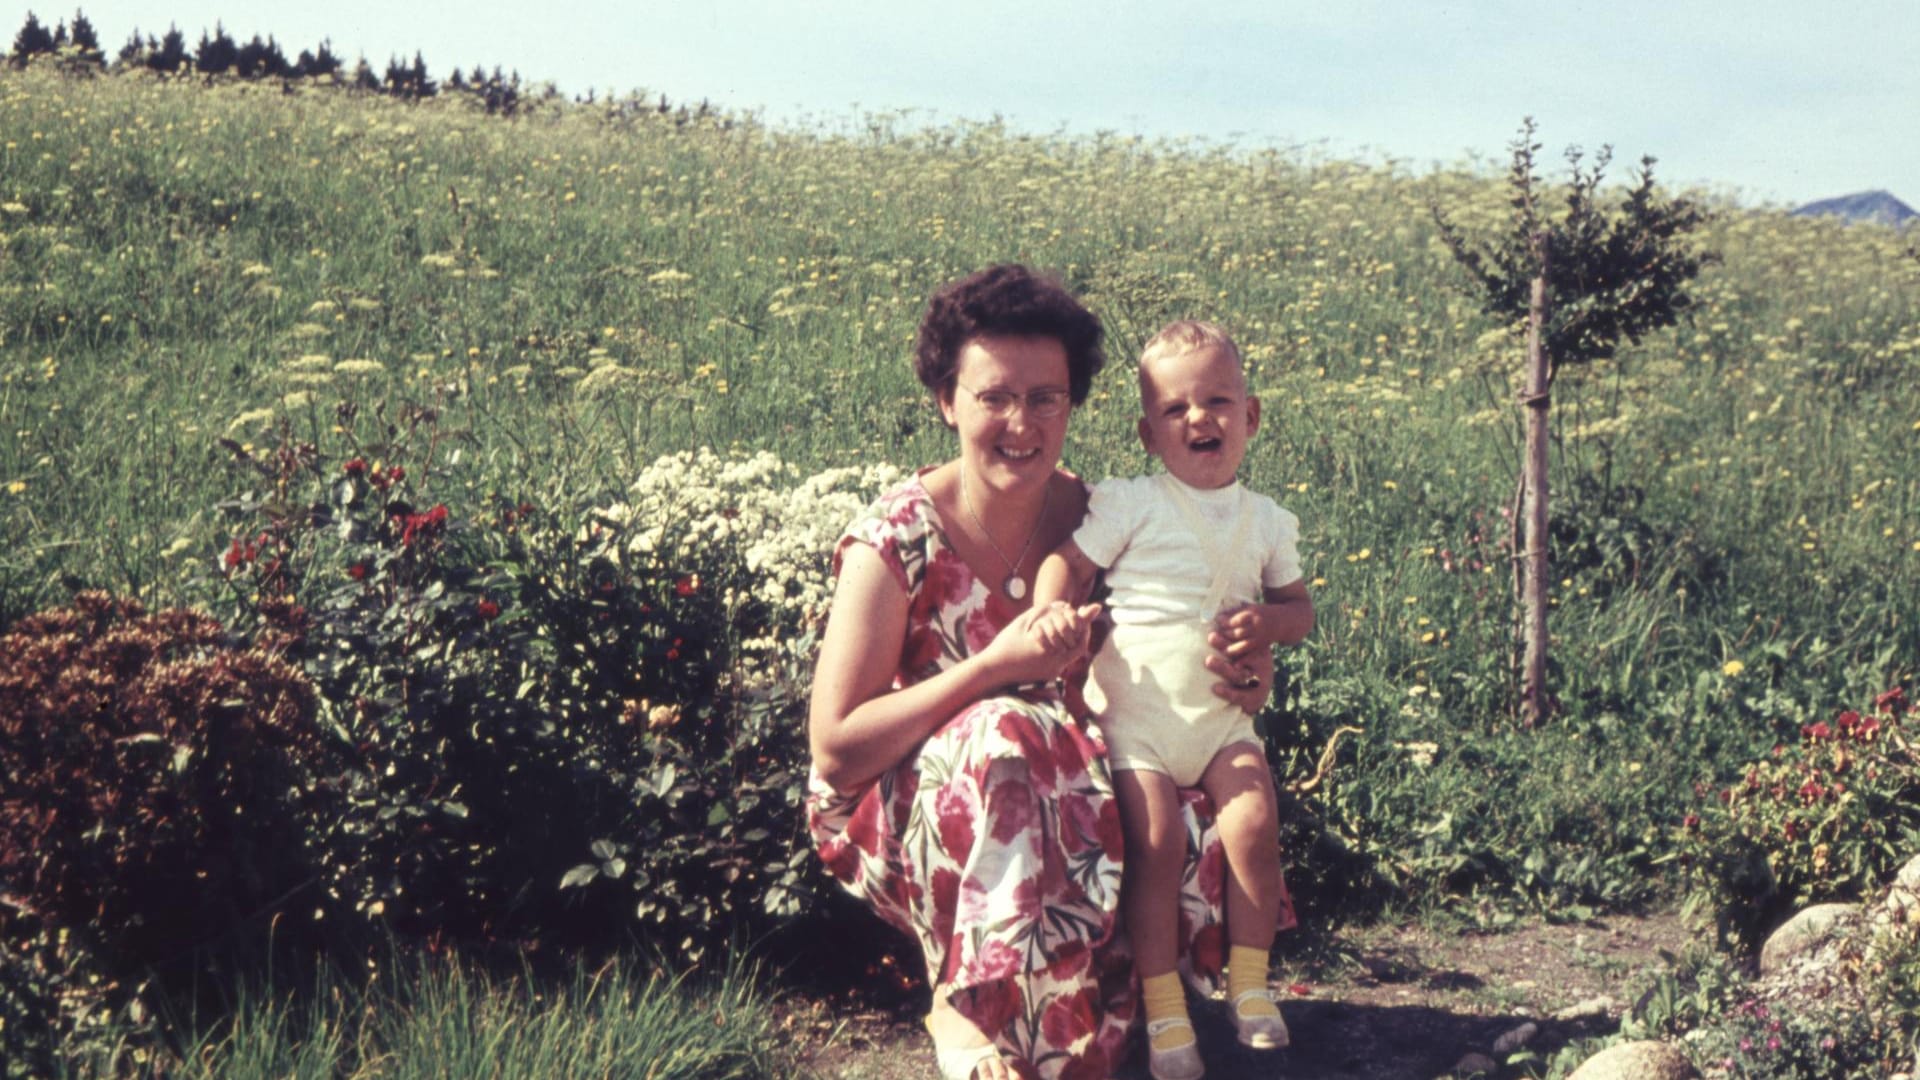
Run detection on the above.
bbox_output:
[957,384,1071,419]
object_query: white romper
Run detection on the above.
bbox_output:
[1074,473,1303,786]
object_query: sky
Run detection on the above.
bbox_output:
[15,0,1918,208]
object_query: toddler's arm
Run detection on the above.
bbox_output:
[1028,541,1104,653]
[1215,579,1314,658]
[1033,540,1100,610]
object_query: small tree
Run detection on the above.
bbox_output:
[1432,119,1711,724]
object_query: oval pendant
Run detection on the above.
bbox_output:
[1004,576,1027,601]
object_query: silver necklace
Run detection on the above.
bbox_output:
[958,466,1049,601]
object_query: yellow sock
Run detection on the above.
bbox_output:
[1229,945,1280,1019]
[1141,971,1194,1050]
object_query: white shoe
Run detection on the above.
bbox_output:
[1146,1017,1205,1080]
[932,1041,1004,1080]
[1230,988,1291,1049]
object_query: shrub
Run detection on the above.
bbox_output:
[207,407,898,958]
[0,592,330,1075]
[0,592,328,975]
[1680,684,1920,950]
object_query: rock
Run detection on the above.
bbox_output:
[1553,995,1619,1022]
[1566,1040,1698,1080]
[1889,853,1920,922]
[1492,1021,1538,1054]
[1896,852,1920,892]
[1451,1052,1498,1076]
[1759,903,1858,974]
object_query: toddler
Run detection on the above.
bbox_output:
[1030,320,1312,1080]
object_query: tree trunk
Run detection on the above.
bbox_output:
[1520,233,1552,725]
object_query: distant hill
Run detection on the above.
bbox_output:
[1791,189,1916,226]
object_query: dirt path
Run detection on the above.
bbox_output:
[777,908,1697,1079]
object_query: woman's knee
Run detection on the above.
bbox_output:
[956,697,1079,782]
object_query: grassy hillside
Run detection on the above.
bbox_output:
[2,64,1917,912]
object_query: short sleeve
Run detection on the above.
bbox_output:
[832,478,937,596]
[1261,504,1303,589]
[1071,476,1148,569]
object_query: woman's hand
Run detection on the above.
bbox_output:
[980,603,1098,687]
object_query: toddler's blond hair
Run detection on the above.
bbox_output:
[1137,320,1243,397]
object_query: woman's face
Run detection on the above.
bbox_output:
[937,334,1073,495]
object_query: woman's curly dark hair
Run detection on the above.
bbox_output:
[913,264,1105,410]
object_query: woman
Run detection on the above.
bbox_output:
[808,265,1289,1080]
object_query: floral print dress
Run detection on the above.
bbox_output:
[807,472,1295,1079]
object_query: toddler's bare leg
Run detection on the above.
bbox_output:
[1201,741,1290,1047]
[1113,767,1187,977]
[1116,767,1207,1073]
[1199,742,1283,951]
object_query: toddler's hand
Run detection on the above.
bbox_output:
[1029,601,1101,655]
[1214,603,1272,658]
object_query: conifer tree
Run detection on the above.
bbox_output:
[297,39,340,79]
[149,25,186,72]
[114,29,148,67]
[409,50,434,96]
[195,23,237,74]
[9,12,56,65]
[234,34,288,78]
[67,8,99,61]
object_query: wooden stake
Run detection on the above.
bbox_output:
[1520,233,1552,725]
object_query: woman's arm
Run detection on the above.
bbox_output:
[809,543,1080,792]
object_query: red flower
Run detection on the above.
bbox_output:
[934,785,977,861]
[1196,842,1226,905]
[399,504,450,546]
[675,573,701,596]
[986,780,1038,845]
[963,974,1022,1041]
[1683,813,1701,830]
[1190,923,1226,980]
[1875,687,1907,714]
[1288,983,1312,996]
[224,538,247,569]
[1797,780,1824,803]
[343,457,367,476]
[1040,986,1098,1049]
[1801,721,1832,742]
[476,598,501,620]
[348,562,369,581]
[841,792,883,857]
[923,548,972,608]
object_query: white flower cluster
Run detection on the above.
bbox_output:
[597,448,902,666]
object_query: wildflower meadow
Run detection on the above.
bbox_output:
[1,49,1917,1077]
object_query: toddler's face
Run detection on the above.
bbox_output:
[1136,345,1259,490]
